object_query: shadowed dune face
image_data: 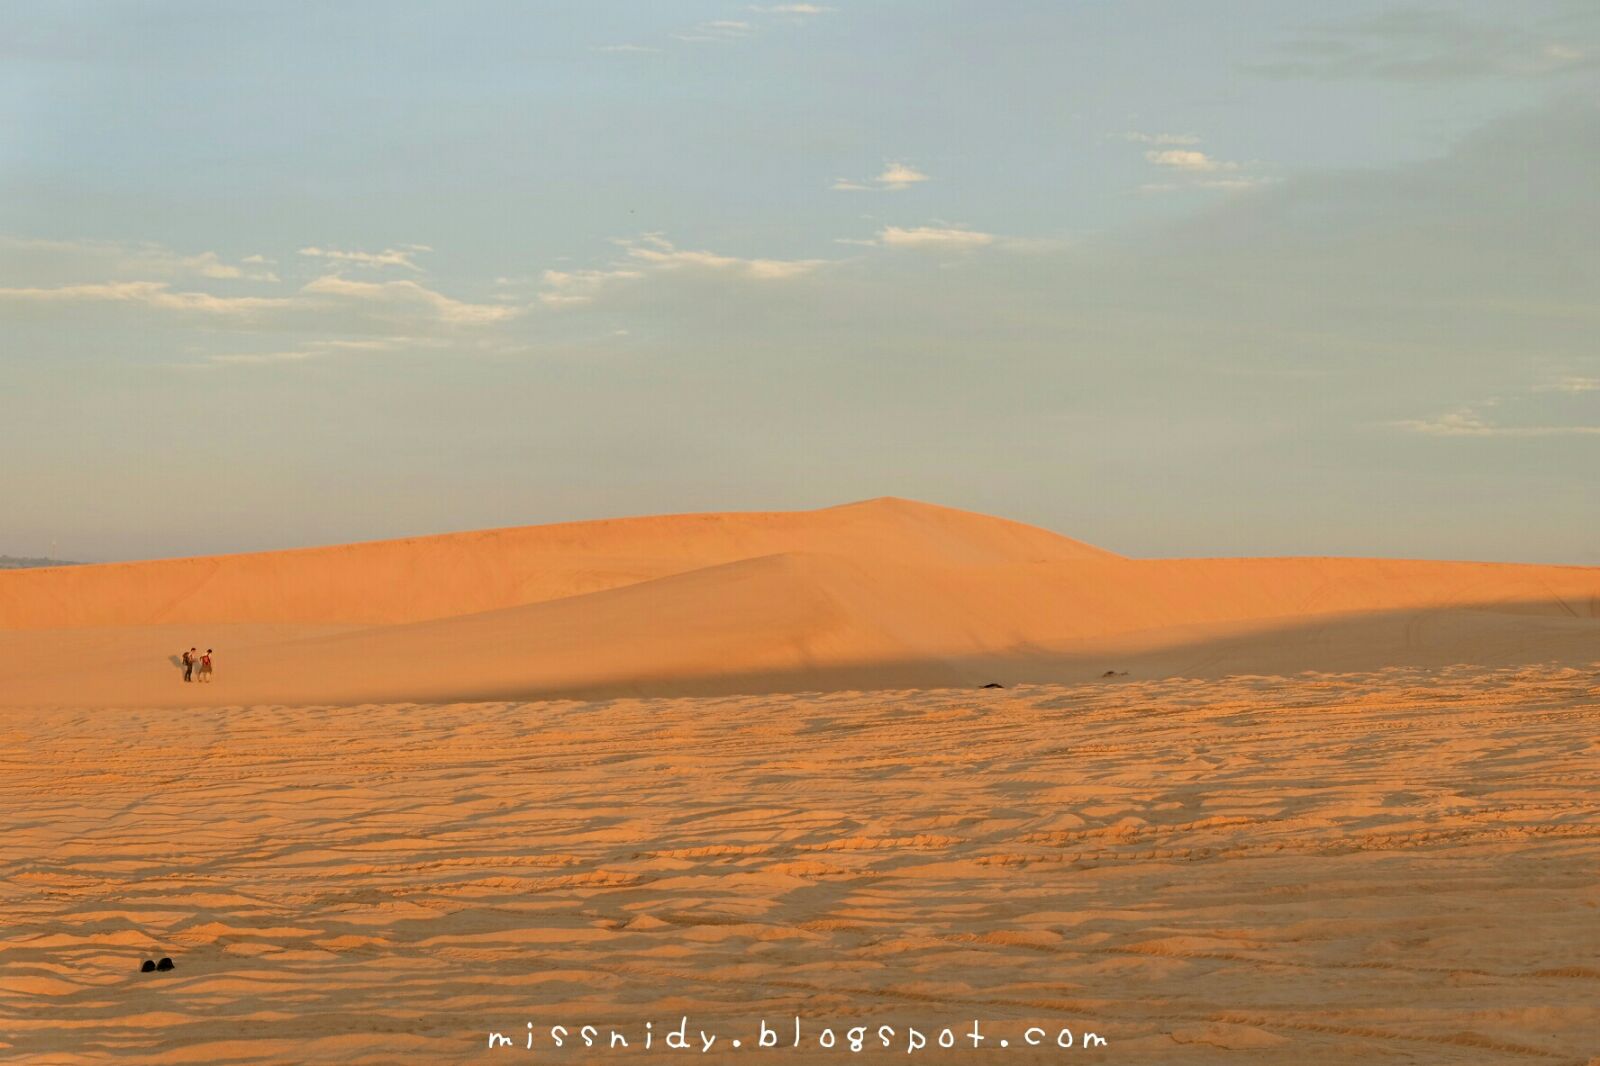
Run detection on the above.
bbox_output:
[1,498,1597,708]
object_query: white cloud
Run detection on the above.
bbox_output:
[750,3,833,13]
[627,242,824,279]
[535,235,827,308]
[1536,375,1600,394]
[876,162,930,190]
[0,269,519,327]
[1145,148,1239,173]
[1122,135,1267,193]
[537,292,595,307]
[536,266,646,306]
[840,224,1055,252]
[0,237,278,282]
[1120,131,1201,145]
[672,20,752,42]
[301,275,518,323]
[874,225,996,250]
[832,161,932,193]
[0,280,290,315]
[298,246,425,271]
[1395,402,1600,437]
[1196,176,1273,191]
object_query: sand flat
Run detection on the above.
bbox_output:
[4,665,1597,1063]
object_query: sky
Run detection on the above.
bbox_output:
[2,1,1597,564]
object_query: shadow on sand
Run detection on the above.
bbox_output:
[336,596,1600,705]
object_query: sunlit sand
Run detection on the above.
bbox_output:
[3,500,1596,1062]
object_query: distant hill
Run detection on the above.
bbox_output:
[0,555,79,570]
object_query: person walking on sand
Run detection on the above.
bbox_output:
[198,649,214,683]
[182,647,196,683]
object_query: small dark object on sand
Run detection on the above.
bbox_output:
[140,960,155,973]
[981,682,1004,689]
[156,957,175,972]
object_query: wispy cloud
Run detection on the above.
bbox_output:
[301,275,517,324]
[536,234,826,308]
[0,263,515,327]
[832,161,931,192]
[537,266,646,307]
[1395,396,1600,437]
[836,222,1058,252]
[1251,8,1595,81]
[203,338,415,367]
[1536,375,1600,394]
[1121,134,1271,193]
[0,237,278,282]
[749,3,833,13]
[872,225,995,250]
[298,245,427,271]
[610,4,830,52]
[671,20,753,43]
[624,235,825,279]
[0,280,290,315]
[1119,131,1201,146]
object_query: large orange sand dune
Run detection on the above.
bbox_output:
[2,498,1596,707]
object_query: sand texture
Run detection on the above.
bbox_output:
[4,667,1598,1062]
[3,500,1598,1062]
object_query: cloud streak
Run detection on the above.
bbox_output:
[0,280,290,315]
[536,234,826,306]
[832,162,931,192]
[1251,8,1595,81]
[300,275,517,323]
[871,225,996,250]
[298,245,427,271]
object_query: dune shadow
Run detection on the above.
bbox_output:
[346,597,1600,705]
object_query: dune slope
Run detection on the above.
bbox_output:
[1,498,1596,707]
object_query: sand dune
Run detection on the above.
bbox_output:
[5,500,1598,1062]
[2,498,1597,708]
[0,497,1113,629]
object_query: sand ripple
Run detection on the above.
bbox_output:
[3,664,1598,1063]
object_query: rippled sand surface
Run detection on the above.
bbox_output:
[5,665,1598,1063]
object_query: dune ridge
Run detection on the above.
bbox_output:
[1,497,1596,708]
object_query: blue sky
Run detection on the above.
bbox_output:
[3,1,1597,563]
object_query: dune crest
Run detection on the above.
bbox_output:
[1,498,1595,707]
